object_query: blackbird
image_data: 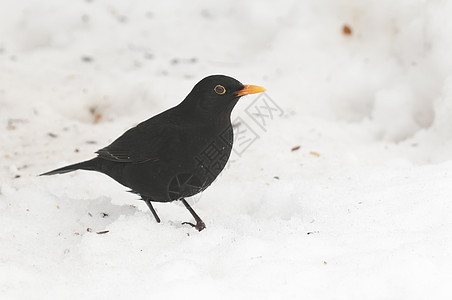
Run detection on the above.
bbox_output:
[41,75,266,231]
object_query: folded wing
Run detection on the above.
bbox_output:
[96,122,181,163]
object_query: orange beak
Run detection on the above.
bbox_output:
[235,85,266,97]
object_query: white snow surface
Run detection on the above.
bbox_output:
[1,0,452,299]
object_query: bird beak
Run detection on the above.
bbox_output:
[235,85,266,97]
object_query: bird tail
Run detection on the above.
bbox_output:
[40,158,99,176]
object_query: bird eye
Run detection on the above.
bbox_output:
[214,85,226,95]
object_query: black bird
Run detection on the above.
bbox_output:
[41,75,266,231]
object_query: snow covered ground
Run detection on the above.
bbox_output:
[2,0,452,299]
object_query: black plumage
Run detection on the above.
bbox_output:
[41,75,266,231]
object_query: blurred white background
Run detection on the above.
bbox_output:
[1,1,452,299]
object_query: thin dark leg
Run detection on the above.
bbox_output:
[181,198,206,231]
[143,198,161,223]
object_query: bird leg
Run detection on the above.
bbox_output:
[181,198,206,231]
[143,198,161,223]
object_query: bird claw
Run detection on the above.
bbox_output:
[182,221,206,232]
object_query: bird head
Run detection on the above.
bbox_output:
[181,75,266,117]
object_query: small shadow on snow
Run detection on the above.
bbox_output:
[60,196,139,234]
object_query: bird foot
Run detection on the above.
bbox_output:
[182,221,206,232]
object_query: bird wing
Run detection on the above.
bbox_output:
[96,121,181,163]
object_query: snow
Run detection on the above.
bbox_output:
[1,0,452,299]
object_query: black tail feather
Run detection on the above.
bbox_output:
[40,158,98,176]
